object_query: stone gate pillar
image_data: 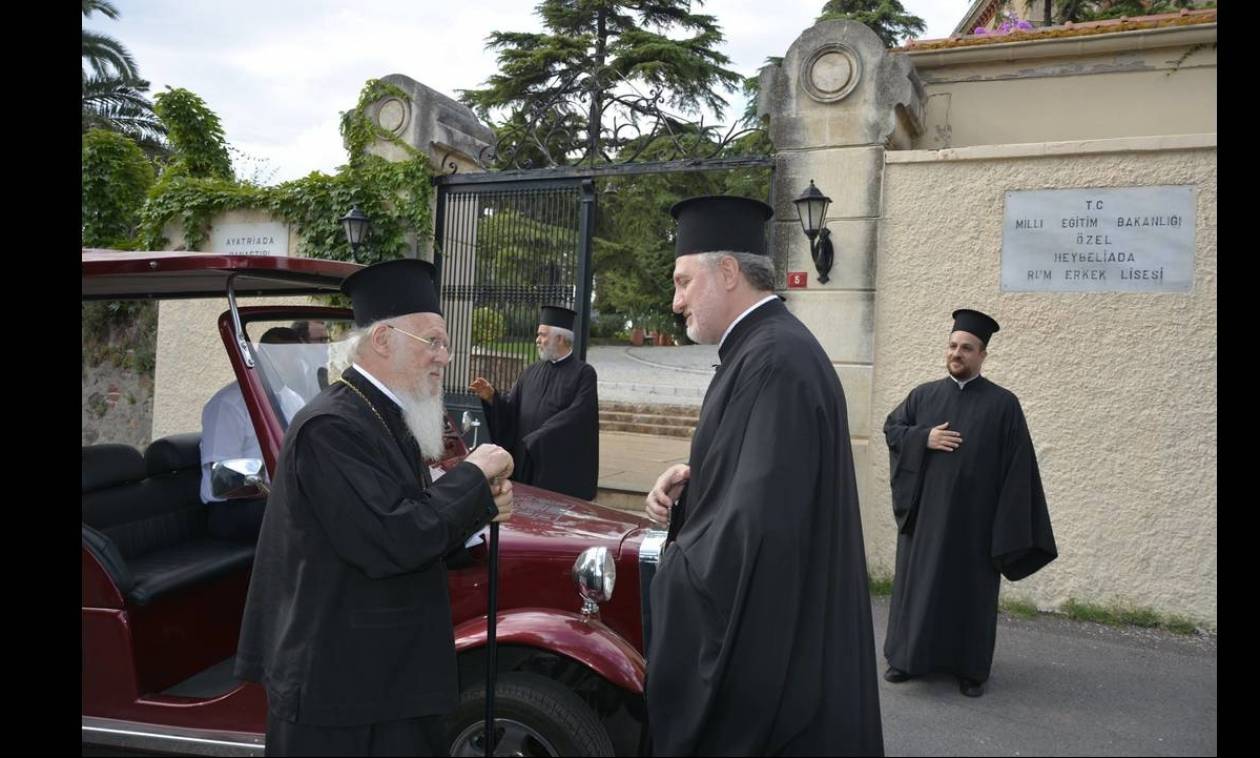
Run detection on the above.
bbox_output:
[362,74,495,387]
[759,20,924,535]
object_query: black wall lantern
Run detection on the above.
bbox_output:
[339,206,371,261]
[792,180,834,284]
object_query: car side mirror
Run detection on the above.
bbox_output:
[211,458,271,499]
[461,410,482,447]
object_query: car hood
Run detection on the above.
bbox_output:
[494,484,652,558]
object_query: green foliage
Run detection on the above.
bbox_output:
[1062,598,1204,635]
[1000,597,1041,619]
[153,88,233,180]
[82,300,158,373]
[460,0,743,163]
[868,572,894,597]
[82,129,155,248]
[472,306,508,345]
[589,311,628,338]
[82,0,166,154]
[817,0,927,47]
[141,80,433,264]
[593,133,771,337]
[85,81,432,380]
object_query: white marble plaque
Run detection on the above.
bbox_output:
[210,221,289,257]
[1001,186,1195,293]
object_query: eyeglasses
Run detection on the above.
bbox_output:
[387,324,450,353]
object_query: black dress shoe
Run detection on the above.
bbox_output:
[883,666,911,683]
[958,677,984,697]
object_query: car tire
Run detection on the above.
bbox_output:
[446,671,614,756]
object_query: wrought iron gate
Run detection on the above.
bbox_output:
[434,176,595,427]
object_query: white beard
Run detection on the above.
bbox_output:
[397,384,446,461]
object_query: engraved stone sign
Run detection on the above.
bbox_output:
[1001,186,1195,293]
[210,221,289,257]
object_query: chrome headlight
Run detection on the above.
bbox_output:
[571,546,616,616]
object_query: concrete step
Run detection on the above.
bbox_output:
[599,411,696,428]
[600,401,701,419]
[600,421,694,438]
[599,381,706,402]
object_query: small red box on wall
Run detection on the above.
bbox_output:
[787,271,808,288]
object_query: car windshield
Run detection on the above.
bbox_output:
[246,317,353,429]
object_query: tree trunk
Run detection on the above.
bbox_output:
[586,6,607,161]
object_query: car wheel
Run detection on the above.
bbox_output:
[447,671,614,757]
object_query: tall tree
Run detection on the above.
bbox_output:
[82,0,138,80]
[460,0,743,166]
[817,0,927,47]
[82,129,155,248]
[82,0,166,155]
[592,133,770,339]
[153,88,233,181]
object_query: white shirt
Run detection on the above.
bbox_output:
[199,382,262,503]
[351,362,403,408]
[719,295,779,350]
[951,373,981,390]
[276,385,306,423]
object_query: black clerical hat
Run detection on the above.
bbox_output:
[540,305,576,331]
[670,195,773,258]
[341,259,442,327]
[951,309,1000,346]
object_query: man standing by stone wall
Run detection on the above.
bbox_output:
[882,309,1057,697]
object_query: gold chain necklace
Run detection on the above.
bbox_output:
[336,377,392,436]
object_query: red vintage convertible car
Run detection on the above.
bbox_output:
[81,250,667,756]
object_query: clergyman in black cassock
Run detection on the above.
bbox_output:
[234,259,515,756]
[643,195,884,756]
[882,309,1057,698]
[470,305,600,500]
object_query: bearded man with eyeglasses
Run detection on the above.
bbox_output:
[235,259,515,756]
[469,305,600,501]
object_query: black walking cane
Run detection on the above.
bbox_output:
[483,517,500,757]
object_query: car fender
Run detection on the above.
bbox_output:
[454,608,645,694]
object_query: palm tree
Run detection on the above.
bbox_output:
[82,0,138,80]
[82,75,167,154]
[82,0,166,154]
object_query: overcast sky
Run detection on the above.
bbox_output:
[104,1,968,183]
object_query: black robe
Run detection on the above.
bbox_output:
[883,375,1057,682]
[234,367,498,727]
[481,353,599,500]
[646,299,884,756]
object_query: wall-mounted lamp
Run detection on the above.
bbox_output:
[792,180,834,284]
[339,206,371,261]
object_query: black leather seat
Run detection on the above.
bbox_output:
[82,435,255,607]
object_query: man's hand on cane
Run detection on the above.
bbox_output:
[466,443,514,522]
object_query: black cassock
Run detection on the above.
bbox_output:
[235,367,497,731]
[883,375,1057,682]
[647,299,884,756]
[481,353,599,500]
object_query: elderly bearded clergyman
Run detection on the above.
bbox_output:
[235,259,515,756]
[470,305,599,501]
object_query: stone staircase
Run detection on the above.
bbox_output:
[599,401,699,438]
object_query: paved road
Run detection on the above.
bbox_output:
[869,595,1216,756]
[84,596,1216,756]
[587,344,716,406]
